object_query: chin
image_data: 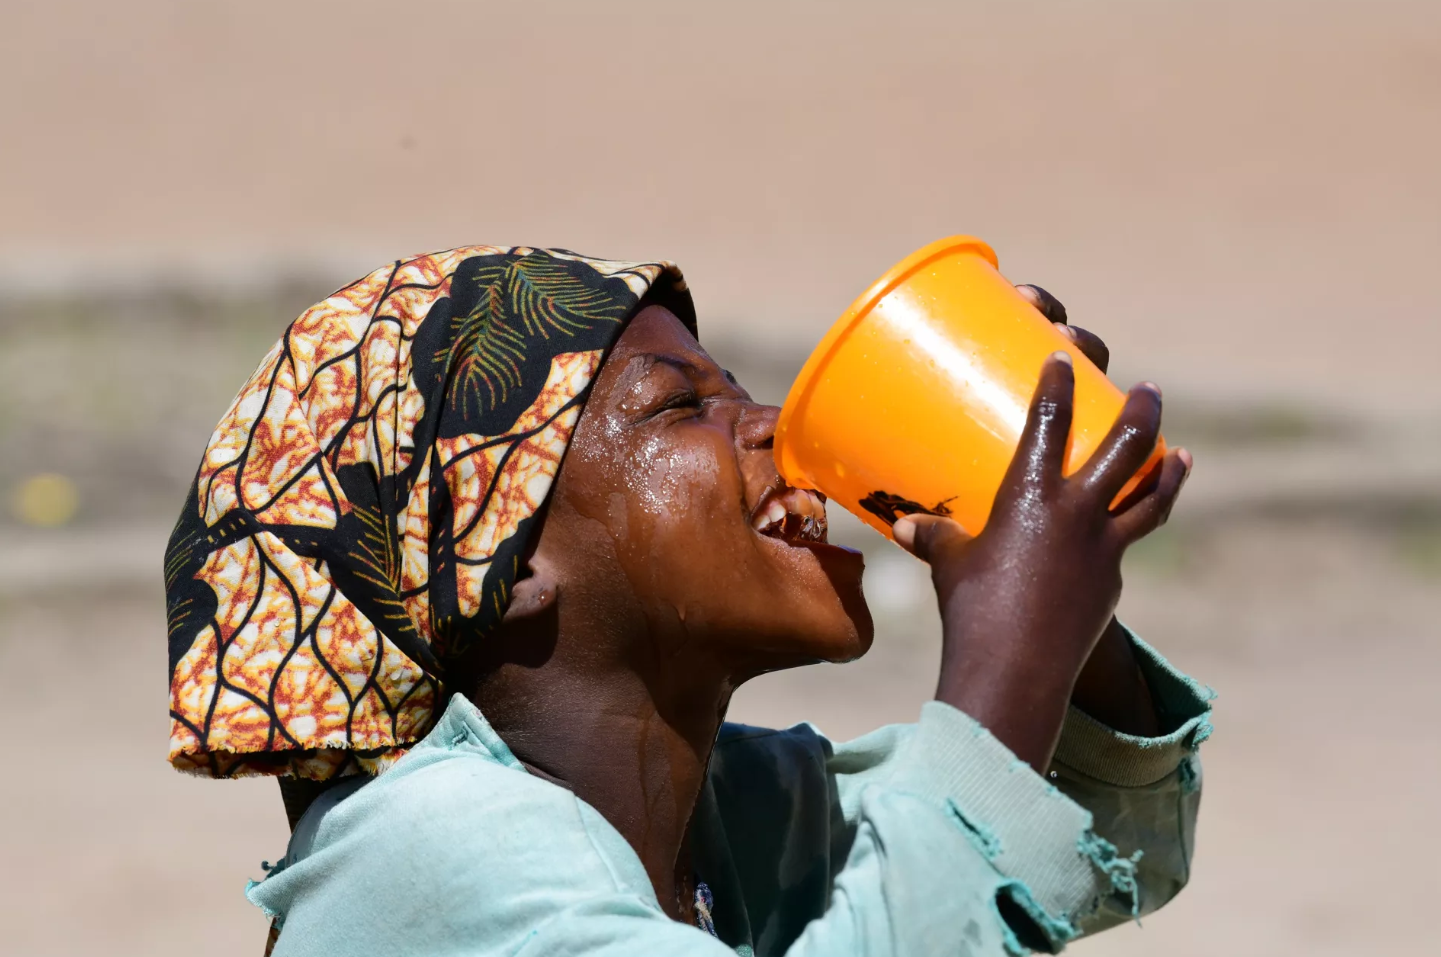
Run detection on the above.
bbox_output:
[727,530,875,673]
[813,554,874,663]
[787,553,875,665]
[763,601,876,672]
[819,612,875,664]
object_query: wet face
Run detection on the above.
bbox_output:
[531,304,872,680]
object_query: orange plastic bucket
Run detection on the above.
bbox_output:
[775,236,1166,540]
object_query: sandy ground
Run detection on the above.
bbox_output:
[2,511,1438,956]
[2,2,1439,955]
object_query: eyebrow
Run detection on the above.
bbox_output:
[648,354,707,377]
[615,351,741,396]
[617,353,707,390]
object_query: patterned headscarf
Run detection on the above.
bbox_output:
[165,246,692,780]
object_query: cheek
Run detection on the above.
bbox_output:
[631,434,708,521]
[569,419,724,527]
[612,433,753,589]
[623,432,730,526]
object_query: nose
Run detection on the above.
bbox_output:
[737,402,779,452]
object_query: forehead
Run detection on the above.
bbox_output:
[599,305,720,386]
[611,304,706,359]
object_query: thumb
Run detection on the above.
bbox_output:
[891,514,973,564]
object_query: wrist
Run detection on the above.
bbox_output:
[936,622,1090,699]
[934,634,1084,769]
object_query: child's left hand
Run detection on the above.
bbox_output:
[1016,284,1112,373]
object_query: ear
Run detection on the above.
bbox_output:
[501,554,560,625]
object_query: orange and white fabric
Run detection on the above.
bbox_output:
[164,247,691,779]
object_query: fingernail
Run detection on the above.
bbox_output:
[1177,447,1193,475]
[1139,380,1161,397]
[891,516,917,549]
[1055,325,1077,340]
[1051,350,1073,365]
[1016,284,1039,303]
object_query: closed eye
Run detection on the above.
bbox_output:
[655,389,703,414]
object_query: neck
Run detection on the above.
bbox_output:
[472,652,731,921]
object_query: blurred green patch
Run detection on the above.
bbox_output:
[0,287,317,527]
[1123,525,1192,578]
[1393,526,1441,577]
[1164,403,1347,447]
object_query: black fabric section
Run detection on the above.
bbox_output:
[703,724,844,956]
[996,885,1061,954]
[165,480,220,672]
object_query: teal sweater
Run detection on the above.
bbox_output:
[249,634,1211,956]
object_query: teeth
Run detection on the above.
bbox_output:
[752,488,829,543]
[752,499,786,533]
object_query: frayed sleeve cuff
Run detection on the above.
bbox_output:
[1053,629,1215,788]
[889,701,1142,949]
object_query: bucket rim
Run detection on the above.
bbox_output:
[773,236,998,486]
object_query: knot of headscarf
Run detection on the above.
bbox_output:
[165,246,692,779]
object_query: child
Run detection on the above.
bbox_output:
[164,246,1208,955]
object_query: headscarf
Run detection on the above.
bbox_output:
[165,246,692,780]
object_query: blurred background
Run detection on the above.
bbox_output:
[2,1,1437,954]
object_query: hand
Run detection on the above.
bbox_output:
[1015,284,1172,735]
[892,350,1191,770]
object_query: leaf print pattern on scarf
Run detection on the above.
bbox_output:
[165,246,692,779]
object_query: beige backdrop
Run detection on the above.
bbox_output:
[1,2,1438,956]
[5,0,1441,402]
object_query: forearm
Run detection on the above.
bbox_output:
[1069,617,1160,737]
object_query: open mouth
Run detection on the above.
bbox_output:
[750,484,829,546]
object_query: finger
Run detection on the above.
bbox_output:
[1016,284,1069,325]
[1059,325,1110,374]
[1018,285,1112,373]
[1112,448,1192,542]
[1004,352,1076,492]
[1076,381,1164,500]
[892,513,973,564]
[1108,452,1163,514]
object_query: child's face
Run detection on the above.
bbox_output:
[534,304,873,676]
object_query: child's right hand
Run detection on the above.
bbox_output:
[892,352,1191,771]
